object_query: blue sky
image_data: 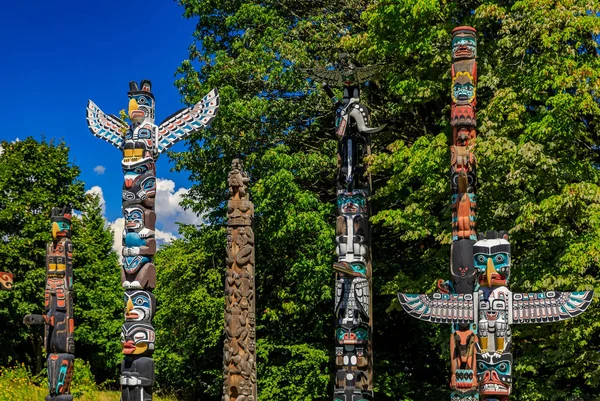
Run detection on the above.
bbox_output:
[0,0,203,241]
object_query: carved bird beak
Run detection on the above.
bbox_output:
[486,258,495,287]
[128,98,140,119]
[51,222,59,239]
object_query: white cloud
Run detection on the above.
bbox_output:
[93,165,106,175]
[109,217,124,257]
[85,186,106,215]
[155,178,205,233]
[88,179,201,261]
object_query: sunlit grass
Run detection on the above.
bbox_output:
[0,364,177,401]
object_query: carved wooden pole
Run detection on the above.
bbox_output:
[398,26,593,400]
[86,80,219,401]
[223,158,257,401]
[447,25,480,400]
[303,55,384,401]
[0,272,13,290]
[24,207,75,401]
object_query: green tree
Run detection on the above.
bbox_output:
[0,138,86,373]
[169,0,600,400]
[72,193,122,384]
[0,138,122,388]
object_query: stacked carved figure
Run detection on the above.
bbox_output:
[86,80,219,401]
[306,55,385,401]
[397,27,593,400]
[223,159,257,401]
[24,207,75,401]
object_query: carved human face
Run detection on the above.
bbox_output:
[474,238,511,287]
[337,190,368,214]
[125,290,156,322]
[452,27,477,60]
[124,207,145,231]
[121,322,155,355]
[228,200,253,225]
[452,72,476,105]
[335,327,368,345]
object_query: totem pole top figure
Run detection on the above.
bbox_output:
[452,26,477,60]
[86,80,219,158]
[303,53,381,104]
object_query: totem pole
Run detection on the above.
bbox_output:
[0,272,13,290]
[223,159,256,401]
[24,207,75,401]
[86,80,219,401]
[305,55,384,401]
[397,27,594,400]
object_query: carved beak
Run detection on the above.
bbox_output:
[129,98,143,120]
[486,258,495,287]
[51,222,59,239]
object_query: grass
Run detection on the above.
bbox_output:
[0,364,177,401]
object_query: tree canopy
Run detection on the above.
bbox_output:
[166,0,600,400]
[0,138,121,384]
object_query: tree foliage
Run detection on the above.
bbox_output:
[0,138,121,385]
[169,0,600,400]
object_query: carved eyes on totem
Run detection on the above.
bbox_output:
[142,179,156,191]
[134,166,148,174]
[479,361,511,375]
[137,130,151,139]
[491,300,506,311]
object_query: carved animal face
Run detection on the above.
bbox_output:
[122,158,155,189]
[474,238,511,287]
[124,290,155,322]
[51,207,72,239]
[477,353,512,395]
[128,91,155,123]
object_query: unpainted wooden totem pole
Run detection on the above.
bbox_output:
[86,80,219,401]
[223,158,257,401]
[398,27,593,400]
[24,207,75,401]
[305,55,384,401]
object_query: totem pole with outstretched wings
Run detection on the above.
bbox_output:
[86,80,219,401]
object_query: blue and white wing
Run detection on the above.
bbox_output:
[156,88,220,154]
[86,100,126,150]
[511,290,593,324]
[398,292,476,325]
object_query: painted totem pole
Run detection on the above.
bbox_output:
[86,80,219,401]
[223,159,256,401]
[397,27,594,400]
[0,272,13,291]
[24,207,75,401]
[305,56,384,401]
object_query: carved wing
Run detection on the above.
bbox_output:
[302,68,343,86]
[86,100,127,150]
[398,292,476,324]
[353,65,382,84]
[156,88,220,154]
[511,290,593,324]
